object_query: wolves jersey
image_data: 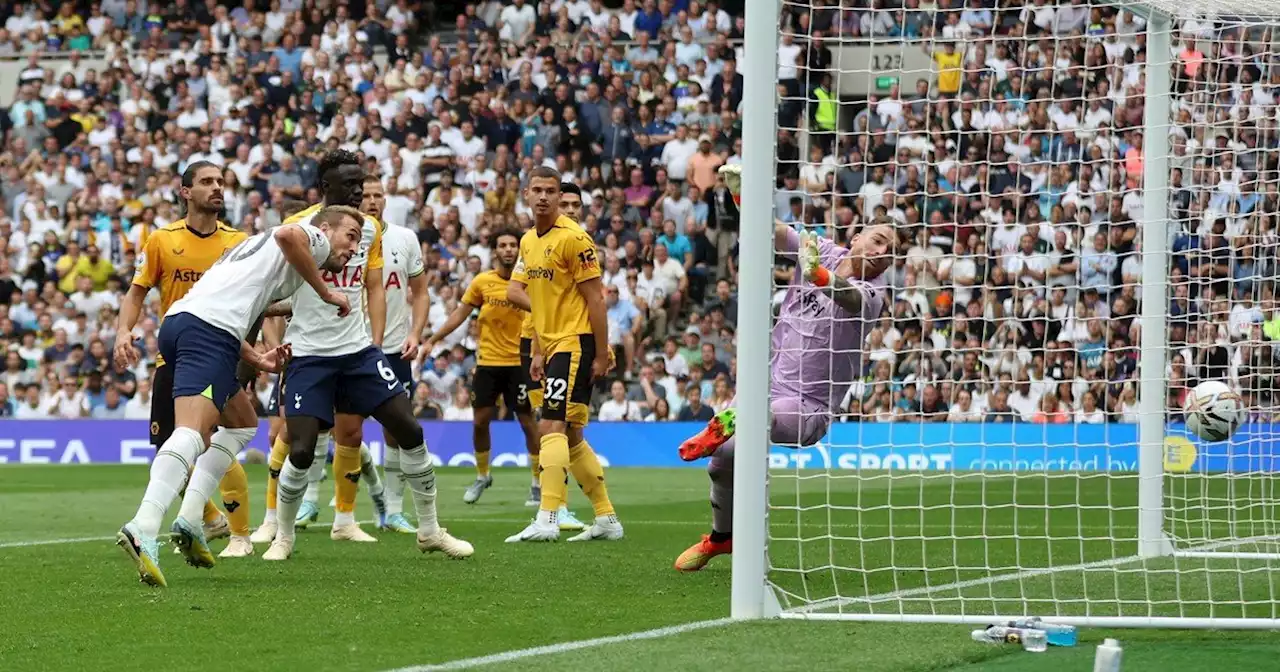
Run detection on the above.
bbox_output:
[282,203,385,358]
[165,222,332,341]
[515,216,586,341]
[510,214,599,353]
[377,223,425,354]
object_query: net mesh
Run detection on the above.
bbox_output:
[763,0,1280,622]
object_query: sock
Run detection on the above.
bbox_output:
[211,427,256,536]
[709,437,736,538]
[202,499,221,525]
[568,439,615,517]
[538,433,570,511]
[529,450,540,484]
[275,458,310,542]
[333,443,362,517]
[360,442,384,499]
[265,435,289,514]
[475,449,491,478]
[399,444,439,536]
[178,431,238,523]
[132,427,203,538]
[303,432,329,506]
[384,446,404,516]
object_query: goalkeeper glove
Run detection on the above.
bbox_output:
[799,230,830,287]
[718,163,742,205]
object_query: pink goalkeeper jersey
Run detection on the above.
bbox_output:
[771,228,887,411]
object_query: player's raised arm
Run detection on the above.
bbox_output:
[425,289,481,351]
[273,217,353,317]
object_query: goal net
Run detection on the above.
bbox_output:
[735,0,1280,627]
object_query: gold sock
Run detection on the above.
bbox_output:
[202,498,221,525]
[266,436,289,511]
[569,440,615,517]
[537,433,570,511]
[218,460,251,536]
[476,450,491,478]
[333,443,362,514]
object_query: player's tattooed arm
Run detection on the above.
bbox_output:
[264,300,293,317]
[822,274,865,316]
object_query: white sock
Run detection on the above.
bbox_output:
[360,442,385,499]
[536,509,557,527]
[302,431,329,505]
[274,458,310,542]
[399,444,439,536]
[178,427,256,524]
[132,427,204,538]
[177,435,236,523]
[383,446,404,516]
[262,509,277,525]
[334,511,355,526]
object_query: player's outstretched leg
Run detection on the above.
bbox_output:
[171,424,257,568]
[372,394,473,558]
[675,438,735,572]
[679,407,737,461]
[250,431,290,544]
[295,431,331,530]
[119,426,206,587]
[378,429,415,533]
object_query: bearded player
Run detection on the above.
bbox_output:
[113,161,258,560]
[263,153,471,561]
[117,207,360,586]
[673,167,893,571]
[504,169,623,543]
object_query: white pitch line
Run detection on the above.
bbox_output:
[383,617,736,671]
[0,519,373,550]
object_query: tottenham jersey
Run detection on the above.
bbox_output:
[166,223,331,341]
[283,204,385,357]
[377,224,425,353]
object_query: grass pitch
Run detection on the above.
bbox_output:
[1,464,1279,671]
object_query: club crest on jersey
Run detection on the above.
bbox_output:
[322,265,364,288]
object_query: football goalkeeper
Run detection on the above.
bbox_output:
[673,165,895,572]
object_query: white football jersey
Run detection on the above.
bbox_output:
[377,224,425,353]
[284,204,383,357]
[166,222,331,341]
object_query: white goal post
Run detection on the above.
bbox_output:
[734,0,1280,628]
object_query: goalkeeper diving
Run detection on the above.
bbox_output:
[674,164,893,572]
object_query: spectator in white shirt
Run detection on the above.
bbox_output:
[443,387,474,421]
[124,378,152,419]
[598,380,644,421]
[660,125,699,182]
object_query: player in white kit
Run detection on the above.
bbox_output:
[290,175,427,534]
[117,208,363,587]
[266,152,471,561]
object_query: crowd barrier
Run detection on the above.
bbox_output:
[0,420,1274,473]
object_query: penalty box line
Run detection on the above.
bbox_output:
[383,618,737,671]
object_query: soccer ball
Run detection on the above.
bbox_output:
[1184,381,1246,442]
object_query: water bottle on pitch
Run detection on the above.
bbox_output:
[1007,617,1078,646]
[971,626,1047,652]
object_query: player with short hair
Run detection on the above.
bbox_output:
[289,175,425,534]
[114,161,257,559]
[504,168,624,543]
[263,153,471,561]
[117,205,362,587]
[673,185,894,571]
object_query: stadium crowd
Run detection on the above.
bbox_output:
[0,0,1275,425]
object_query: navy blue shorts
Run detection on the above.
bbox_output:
[157,312,242,412]
[283,346,404,428]
[264,374,281,416]
[383,351,414,396]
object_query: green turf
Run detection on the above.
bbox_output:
[1,465,1279,671]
